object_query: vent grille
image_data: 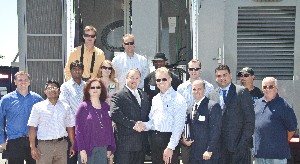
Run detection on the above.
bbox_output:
[237,6,295,80]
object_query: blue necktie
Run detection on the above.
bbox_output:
[222,90,227,102]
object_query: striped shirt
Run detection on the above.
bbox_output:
[59,78,85,116]
[144,87,187,150]
[112,52,149,88]
[177,79,214,109]
[28,99,75,140]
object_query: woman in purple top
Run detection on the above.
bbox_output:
[75,78,116,164]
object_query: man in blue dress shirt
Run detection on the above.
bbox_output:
[0,71,43,164]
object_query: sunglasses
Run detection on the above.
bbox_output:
[90,86,101,89]
[101,66,112,70]
[156,78,168,82]
[263,85,275,90]
[188,68,201,71]
[84,34,96,38]
[239,74,251,77]
[46,87,59,90]
[124,42,134,45]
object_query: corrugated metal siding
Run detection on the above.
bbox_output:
[28,61,64,97]
[27,36,62,59]
[237,6,295,80]
[26,0,62,34]
[26,0,63,96]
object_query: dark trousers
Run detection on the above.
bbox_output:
[67,137,77,164]
[220,147,251,164]
[4,137,35,164]
[181,144,191,164]
[114,149,145,164]
[150,130,180,164]
[190,158,219,164]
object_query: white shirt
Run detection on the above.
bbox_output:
[177,79,214,109]
[112,52,149,88]
[28,99,75,140]
[144,87,187,150]
[59,78,85,116]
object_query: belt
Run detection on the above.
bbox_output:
[151,130,172,136]
[40,136,67,142]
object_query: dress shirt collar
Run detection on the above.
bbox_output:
[15,89,30,97]
[44,99,61,106]
[84,44,95,52]
[219,83,231,93]
[125,85,138,95]
[70,78,85,86]
[159,87,175,100]
[195,96,205,106]
[124,52,137,58]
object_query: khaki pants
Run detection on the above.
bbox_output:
[37,139,68,164]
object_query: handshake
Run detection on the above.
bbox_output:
[133,121,146,132]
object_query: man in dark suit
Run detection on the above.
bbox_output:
[110,69,150,164]
[185,80,222,164]
[208,65,254,164]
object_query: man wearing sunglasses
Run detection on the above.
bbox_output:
[112,34,149,89]
[141,67,187,164]
[208,64,254,164]
[64,25,105,81]
[253,77,297,164]
[237,67,263,103]
[177,59,214,164]
[144,52,181,105]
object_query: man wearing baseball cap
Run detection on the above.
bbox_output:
[237,67,263,102]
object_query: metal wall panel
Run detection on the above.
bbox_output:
[23,0,64,96]
[26,0,62,34]
[27,36,62,59]
[237,6,296,80]
[27,61,64,98]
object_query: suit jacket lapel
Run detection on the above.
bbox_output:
[124,87,140,108]
[193,97,209,121]
[225,83,236,105]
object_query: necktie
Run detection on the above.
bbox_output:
[222,90,227,102]
[192,104,198,120]
[134,90,141,106]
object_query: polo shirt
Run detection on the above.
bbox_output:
[253,95,297,159]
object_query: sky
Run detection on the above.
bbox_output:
[0,0,18,66]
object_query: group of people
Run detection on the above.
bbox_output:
[0,24,297,164]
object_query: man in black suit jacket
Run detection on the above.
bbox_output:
[208,65,254,164]
[185,80,222,164]
[111,69,150,164]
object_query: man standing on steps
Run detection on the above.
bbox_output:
[64,25,105,81]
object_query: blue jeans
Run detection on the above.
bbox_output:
[254,158,287,164]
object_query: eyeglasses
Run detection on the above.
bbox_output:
[263,85,275,90]
[83,34,96,38]
[90,86,101,89]
[101,66,112,70]
[124,42,134,45]
[188,68,201,71]
[156,78,168,82]
[239,74,251,77]
[46,87,59,90]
